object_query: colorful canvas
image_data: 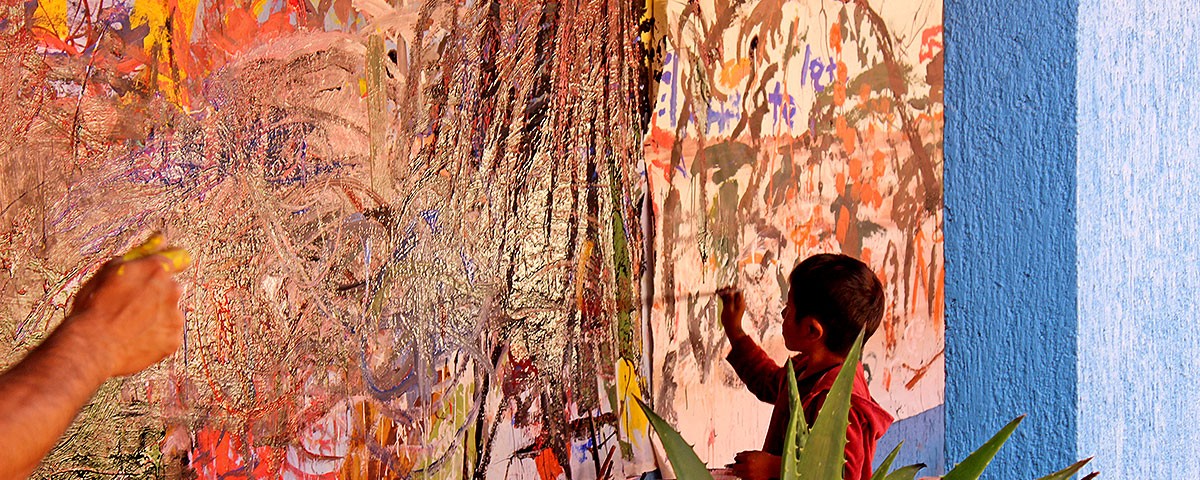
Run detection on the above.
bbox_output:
[0,0,942,477]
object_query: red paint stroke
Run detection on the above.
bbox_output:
[904,348,944,390]
[534,448,565,480]
[920,26,944,63]
[191,428,278,479]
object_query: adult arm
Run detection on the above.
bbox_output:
[0,244,189,478]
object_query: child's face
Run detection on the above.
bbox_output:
[781,287,803,351]
[782,286,824,353]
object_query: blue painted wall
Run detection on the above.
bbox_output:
[1077,1,1200,476]
[944,0,1078,476]
[874,404,945,474]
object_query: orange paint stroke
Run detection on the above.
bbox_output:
[920,26,944,63]
[829,23,842,53]
[835,116,857,154]
[535,448,566,480]
[835,205,851,245]
[718,58,753,88]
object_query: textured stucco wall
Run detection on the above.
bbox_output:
[1077,1,1200,476]
[944,0,1078,477]
[874,405,945,473]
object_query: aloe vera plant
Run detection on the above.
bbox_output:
[634,396,714,480]
[864,443,926,480]
[636,331,1099,480]
[1034,457,1096,480]
[941,416,1023,480]
[869,443,903,480]
[779,361,809,480]
[781,331,864,480]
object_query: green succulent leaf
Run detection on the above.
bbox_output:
[1034,456,1094,480]
[869,442,904,480]
[792,330,865,480]
[883,463,927,480]
[781,359,812,480]
[634,397,715,480]
[942,415,1025,480]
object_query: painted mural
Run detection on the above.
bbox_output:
[640,0,944,467]
[0,0,941,478]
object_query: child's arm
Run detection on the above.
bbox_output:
[719,287,785,403]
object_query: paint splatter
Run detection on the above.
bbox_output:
[0,0,942,477]
[2,0,653,477]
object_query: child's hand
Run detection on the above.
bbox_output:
[717,286,747,341]
[727,450,781,479]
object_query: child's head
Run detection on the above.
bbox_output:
[782,253,885,356]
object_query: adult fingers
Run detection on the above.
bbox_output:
[163,305,186,339]
[165,278,183,305]
[71,257,122,309]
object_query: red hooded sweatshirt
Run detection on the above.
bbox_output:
[726,335,893,480]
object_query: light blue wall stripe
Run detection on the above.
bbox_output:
[1077,1,1200,476]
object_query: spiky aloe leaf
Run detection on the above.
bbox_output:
[883,463,927,480]
[792,330,865,480]
[634,397,715,480]
[1034,457,1094,480]
[780,359,811,480]
[942,415,1024,480]
[869,442,904,480]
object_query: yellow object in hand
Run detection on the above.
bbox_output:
[154,248,192,273]
[120,233,192,273]
[121,233,166,261]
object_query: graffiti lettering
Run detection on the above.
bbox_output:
[801,44,838,92]
[768,82,800,130]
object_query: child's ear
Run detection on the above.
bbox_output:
[802,315,824,341]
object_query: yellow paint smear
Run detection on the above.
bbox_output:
[32,0,69,39]
[121,233,192,273]
[618,358,649,434]
[130,0,200,106]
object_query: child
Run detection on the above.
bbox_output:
[718,253,893,480]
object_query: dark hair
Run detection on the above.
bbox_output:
[788,253,885,355]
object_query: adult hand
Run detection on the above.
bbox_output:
[717,286,747,341]
[62,233,192,377]
[0,233,193,479]
[728,450,781,480]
